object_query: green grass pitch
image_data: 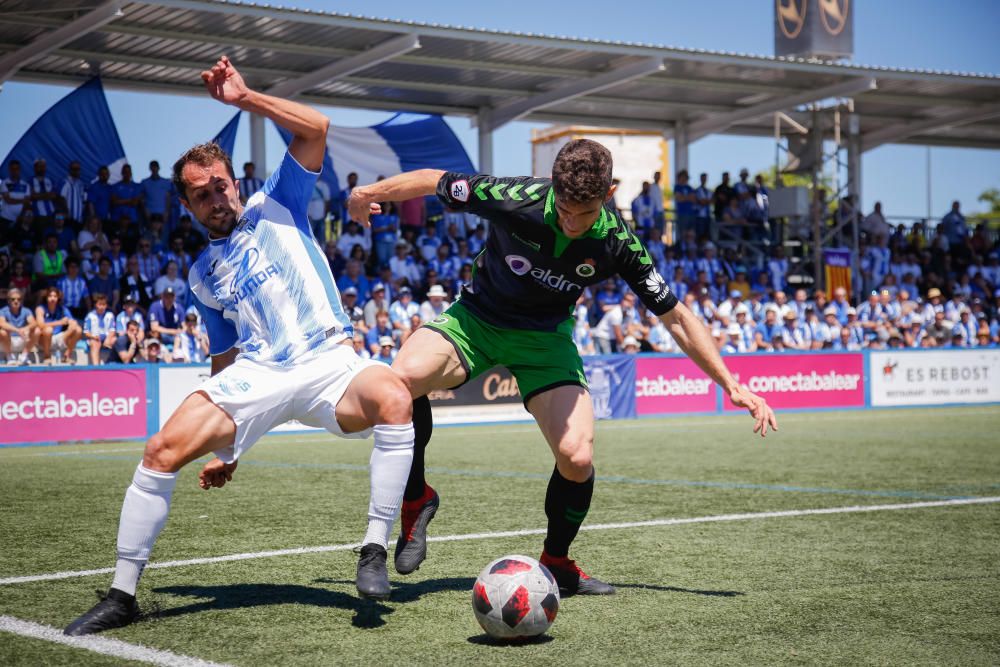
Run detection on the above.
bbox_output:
[1,406,998,665]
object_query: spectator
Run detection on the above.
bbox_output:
[339,171,359,223]
[365,310,395,356]
[467,224,488,256]
[148,287,183,349]
[115,296,146,342]
[645,311,675,352]
[428,243,459,283]
[416,221,442,263]
[592,291,637,354]
[673,170,695,237]
[694,172,712,241]
[239,162,264,204]
[143,338,166,363]
[363,282,391,330]
[767,246,789,294]
[389,287,419,338]
[135,238,162,283]
[389,240,422,287]
[88,257,120,311]
[46,213,78,256]
[0,288,39,364]
[779,310,810,350]
[154,260,186,302]
[173,312,210,363]
[753,305,782,351]
[32,233,67,289]
[86,165,113,221]
[162,236,193,277]
[105,237,128,279]
[942,201,967,248]
[35,286,82,364]
[621,335,641,355]
[351,332,371,359]
[371,203,399,266]
[399,195,426,237]
[1,159,31,227]
[28,159,57,224]
[83,293,116,364]
[110,164,142,224]
[862,201,890,240]
[374,335,397,364]
[112,319,143,364]
[831,326,860,351]
[337,260,371,301]
[631,181,657,236]
[340,286,366,333]
[57,258,91,318]
[77,216,111,255]
[141,160,173,223]
[419,284,450,322]
[712,171,734,222]
[721,324,745,353]
[649,171,666,229]
[120,255,154,310]
[337,220,369,258]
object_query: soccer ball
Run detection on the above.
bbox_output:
[471,555,560,641]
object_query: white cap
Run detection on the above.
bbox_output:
[378,336,395,347]
[726,323,742,336]
[623,336,640,348]
[427,285,448,298]
[734,304,750,315]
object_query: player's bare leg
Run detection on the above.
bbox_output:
[528,385,615,595]
[389,327,467,573]
[334,364,415,599]
[64,392,236,635]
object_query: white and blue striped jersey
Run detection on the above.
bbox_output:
[188,152,351,366]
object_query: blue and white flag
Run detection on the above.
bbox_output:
[212,111,241,158]
[275,113,475,195]
[1,77,127,187]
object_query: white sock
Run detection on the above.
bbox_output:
[111,464,178,596]
[363,423,415,549]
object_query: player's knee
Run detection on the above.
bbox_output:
[374,377,413,425]
[142,433,184,472]
[558,433,594,478]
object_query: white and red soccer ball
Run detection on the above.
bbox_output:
[471,555,560,640]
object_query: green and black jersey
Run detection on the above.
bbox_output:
[436,172,678,332]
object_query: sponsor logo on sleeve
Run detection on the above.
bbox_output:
[450,179,470,203]
[644,269,671,302]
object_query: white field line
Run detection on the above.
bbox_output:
[3,496,997,587]
[0,615,232,667]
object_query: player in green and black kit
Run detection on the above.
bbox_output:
[355,140,777,594]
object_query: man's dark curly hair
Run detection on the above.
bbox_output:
[551,139,614,203]
[172,142,235,198]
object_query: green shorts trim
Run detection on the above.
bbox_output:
[423,301,587,405]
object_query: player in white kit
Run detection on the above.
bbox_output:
[65,57,414,636]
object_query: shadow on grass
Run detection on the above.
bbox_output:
[151,583,393,628]
[315,576,476,604]
[611,583,745,597]
[467,633,555,646]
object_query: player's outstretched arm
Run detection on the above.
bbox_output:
[347,169,445,225]
[661,303,778,437]
[201,55,329,172]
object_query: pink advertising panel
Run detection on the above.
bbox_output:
[0,369,147,444]
[635,356,716,415]
[722,353,865,411]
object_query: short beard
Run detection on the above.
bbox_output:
[201,210,237,239]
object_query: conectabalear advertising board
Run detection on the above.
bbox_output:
[722,353,865,411]
[0,368,147,444]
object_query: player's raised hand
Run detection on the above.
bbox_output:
[346,191,381,227]
[729,384,778,437]
[201,55,249,106]
[198,458,239,490]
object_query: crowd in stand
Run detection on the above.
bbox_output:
[1,156,998,366]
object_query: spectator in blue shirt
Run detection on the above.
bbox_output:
[57,258,91,318]
[631,181,657,235]
[35,286,83,364]
[0,288,38,364]
[365,310,395,356]
[239,162,265,204]
[86,165,113,221]
[942,201,968,248]
[1,159,31,227]
[46,213,78,256]
[148,287,183,348]
[115,296,146,342]
[371,203,400,266]
[83,292,116,364]
[673,170,695,238]
[694,172,712,241]
[111,164,142,224]
[141,160,173,222]
[336,260,371,301]
[87,257,119,311]
[60,161,87,224]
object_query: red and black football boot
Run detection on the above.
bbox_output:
[394,485,439,574]
[540,551,616,596]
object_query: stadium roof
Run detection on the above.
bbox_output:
[2,0,1000,151]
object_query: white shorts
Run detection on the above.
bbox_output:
[51,331,68,351]
[197,343,382,463]
[9,336,25,353]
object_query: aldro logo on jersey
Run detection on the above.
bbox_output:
[229,247,281,305]
[505,254,581,292]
